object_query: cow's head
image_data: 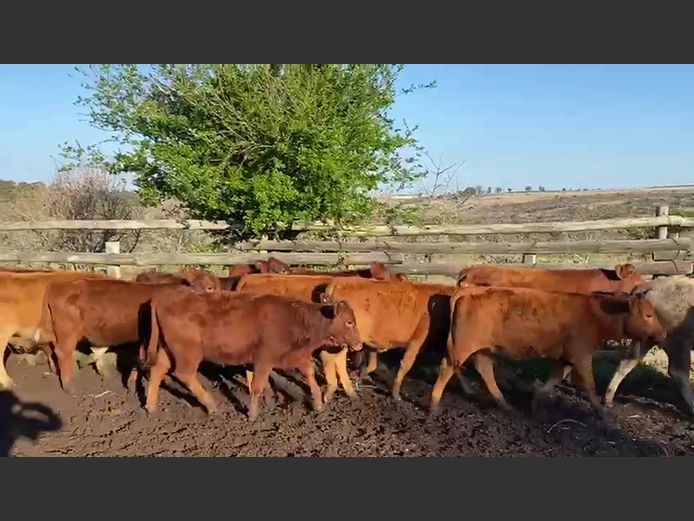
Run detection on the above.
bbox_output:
[182,269,221,293]
[320,300,362,352]
[614,263,647,292]
[368,261,408,282]
[603,293,666,344]
[260,257,291,274]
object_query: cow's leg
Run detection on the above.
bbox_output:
[248,363,272,421]
[145,350,171,414]
[360,351,379,379]
[392,319,430,399]
[604,358,640,407]
[299,358,323,412]
[665,338,694,416]
[571,353,604,418]
[350,351,364,374]
[127,344,146,393]
[174,366,218,415]
[455,370,476,395]
[53,334,80,393]
[333,348,356,399]
[245,369,254,394]
[604,339,653,407]
[531,361,569,414]
[41,345,57,374]
[319,351,339,403]
[473,353,512,411]
[0,330,15,389]
[245,368,273,402]
[430,356,457,416]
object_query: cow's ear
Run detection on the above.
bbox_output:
[369,261,388,279]
[270,257,291,274]
[334,300,350,316]
[600,298,631,315]
[615,263,636,279]
[320,304,336,319]
[180,270,197,286]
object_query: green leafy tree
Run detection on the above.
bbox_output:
[62,64,434,238]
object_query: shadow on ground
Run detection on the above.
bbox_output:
[0,390,62,456]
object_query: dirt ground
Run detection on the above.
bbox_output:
[2,349,694,457]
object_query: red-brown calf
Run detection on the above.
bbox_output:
[143,292,362,420]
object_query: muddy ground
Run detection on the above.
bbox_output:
[2,350,694,457]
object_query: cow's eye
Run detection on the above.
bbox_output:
[346,320,353,326]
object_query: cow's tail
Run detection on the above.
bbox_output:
[145,299,161,368]
[446,289,467,366]
[33,289,56,346]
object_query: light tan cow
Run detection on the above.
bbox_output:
[0,270,108,388]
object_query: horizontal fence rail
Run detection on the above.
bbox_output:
[1,205,692,277]
[234,238,693,255]
[388,261,693,277]
[0,251,405,267]
[2,214,694,236]
[293,215,694,236]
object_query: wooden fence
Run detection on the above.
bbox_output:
[1,205,692,278]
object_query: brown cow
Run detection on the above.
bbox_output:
[456,263,646,294]
[143,292,362,420]
[320,278,455,399]
[430,286,666,418]
[0,270,109,388]
[34,277,218,393]
[236,273,356,402]
[134,269,221,291]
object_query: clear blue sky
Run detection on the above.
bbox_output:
[1,64,693,191]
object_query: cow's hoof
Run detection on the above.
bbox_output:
[61,384,76,397]
[427,404,441,420]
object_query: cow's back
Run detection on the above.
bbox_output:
[325,278,454,348]
[236,273,335,302]
[42,278,187,346]
[451,286,596,358]
[458,265,643,294]
[0,270,107,338]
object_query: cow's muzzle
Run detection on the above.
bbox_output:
[349,342,363,352]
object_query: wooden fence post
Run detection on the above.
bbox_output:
[105,241,121,279]
[522,253,537,265]
[656,205,669,239]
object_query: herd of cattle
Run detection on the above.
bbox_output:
[1,258,693,425]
